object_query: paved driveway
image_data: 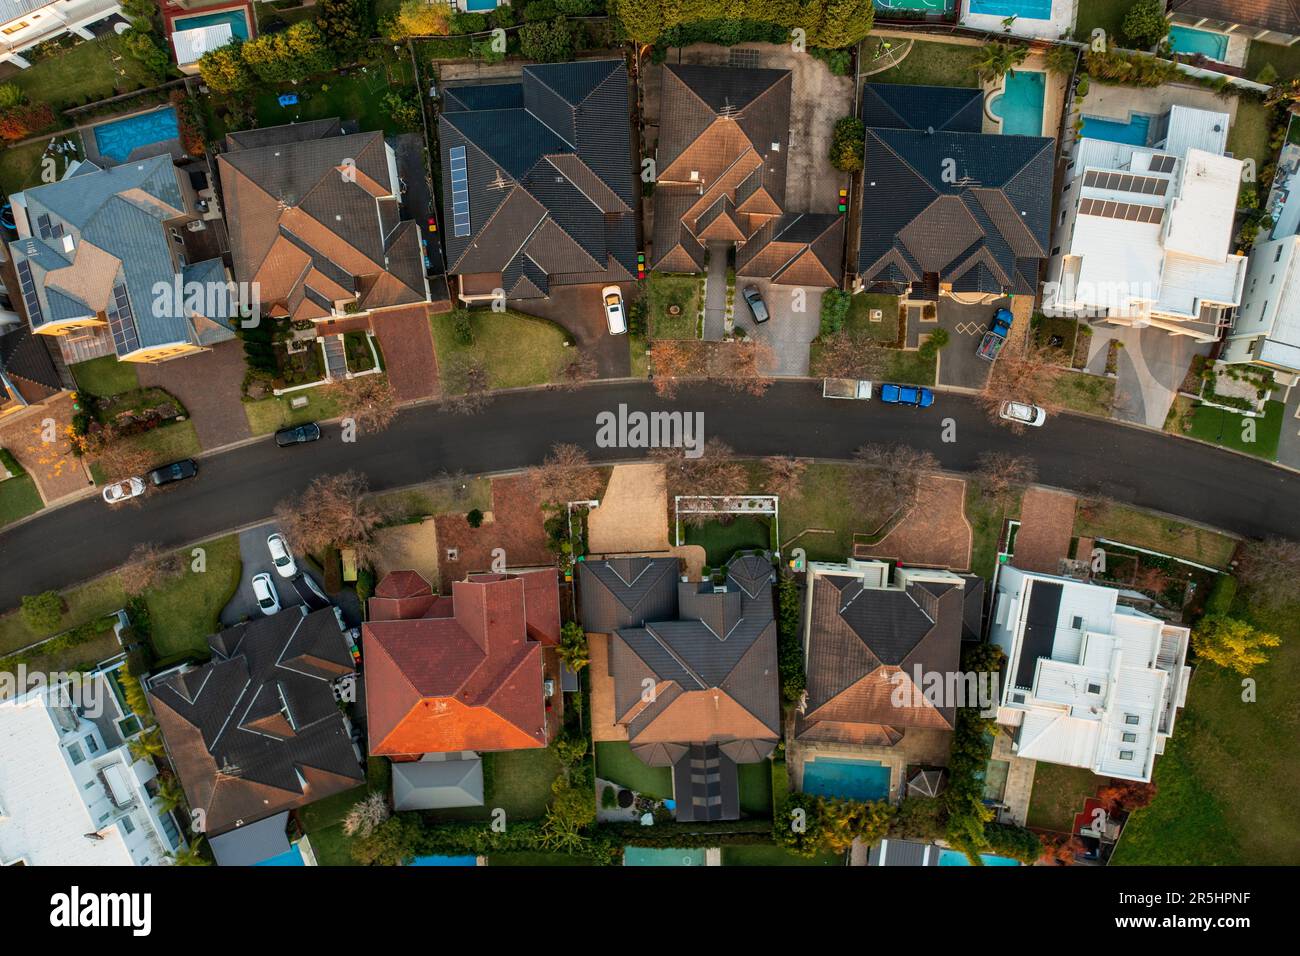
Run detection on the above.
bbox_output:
[1086,325,1209,428]
[931,298,1010,391]
[137,340,251,450]
[735,278,821,376]
[510,283,632,378]
[1276,383,1300,472]
[703,242,729,341]
[372,306,438,401]
[222,522,301,625]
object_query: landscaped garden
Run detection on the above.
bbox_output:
[596,741,672,799]
[865,38,983,87]
[1184,399,1284,461]
[644,272,702,340]
[683,516,772,565]
[1073,500,1238,569]
[776,462,898,562]
[1025,762,1111,833]
[8,34,160,113]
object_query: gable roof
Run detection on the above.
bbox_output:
[737,212,845,286]
[363,569,558,756]
[148,608,362,837]
[578,556,680,632]
[1170,0,1300,34]
[0,323,62,406]
[439,60,636,297]
[857,84,1054,296]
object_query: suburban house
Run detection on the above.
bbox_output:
[160,1,254,75]
[855,83,1053,302]
[796,558,985,749]
[0,0,122,69]
[988,566,1192,784]
[651,64,844,286]
[148,607,364,842]
[6,154,237,366]
[0,671,183,866]
[1220,233,1300,376]
[1169,0,1300,47]
[437,60,637,303]
[0,318,63,417]
[217,118,433,376]
[579,554,780,822]
[1043,105,1247,344]
[362,568,562,803]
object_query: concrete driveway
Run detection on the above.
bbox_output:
[221,521,357,628]
[1085,325,1209,428]
[930,298,1010,391]
[509,282,632,378]
[703,242,729,341]
[735,278,821,376]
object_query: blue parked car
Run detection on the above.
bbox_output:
[879,383,935,408]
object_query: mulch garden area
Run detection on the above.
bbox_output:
[432,475,554,587]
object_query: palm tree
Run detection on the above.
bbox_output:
[168,839,211,866]
[156,773,186,814]
[128,728,166,762]
[1044,44,1078,76]
[978,42,1030,81]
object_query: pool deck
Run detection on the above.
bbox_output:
[789,729,953,804]
[980,54,1065,140]
[962,0,1076,41]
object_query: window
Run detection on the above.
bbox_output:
[1276,245,1284,263]
[67,742,85,765]
[1086,681,1102,694]
[121,816,135,835]
[1051,246,1060,256]
[1124,714,1140,726]
[84,735,99,754]
[1118,750,1134,761]
[1072,615,1084,630]
[1122,732,1137,743]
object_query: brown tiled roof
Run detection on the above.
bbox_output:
[737,213,845,287]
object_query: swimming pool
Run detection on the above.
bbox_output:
[410,855,478,866]
[990,70,1045,137]
[968,0,1053,18]
[937,849,1021,866]
[1079,112,1152,146]
[463,0,499,10]
[1168,25,1228,61]
[802,758,891,802]
[172,9,251,39]
[92,108,179,163]
[256,845,305,866]
[623,847,708,866]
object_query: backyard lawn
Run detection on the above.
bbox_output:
[776,462,897,562]
[9,35,160,112]
[596,741,672,799]
[0,137,81,197]
[430,311,570,392]
[0,475,43,528]
[1025,762,1110,833]
[1185,400,1283,461]
[1246,38,1300,84]
[865,38,982,87]
[253,69,409,136]
[144,535,242,661]
[738,760,773,817]
[1073,0,1132,46]
[299,758,391,866]
[244,388,345,436]
[683,516,771,565]
[482,748,565,820]
[644,272,701,339]
[72,356,139,398]
[1073,501,1238,568]
[1226,98,1275,174]
[721,844,843,866]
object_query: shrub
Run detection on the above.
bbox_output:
[829,116,865,173]
[810,47,852,77]
[198,42,255,94]
[241,21,335,84]
[0,82,24,109]
[0,103,54,142]
[21,591,66,635]
[466,508,484,528]
[386,0,450,39]
[1122,0,1170,50]
[1204,574,1237,616]
[519,17,573,62]
[121,27,171,80]
[452,312,475,345]
[776,576,805,702]
[317,0,371,60]
[381,90,422,131]
[819,289,851,337]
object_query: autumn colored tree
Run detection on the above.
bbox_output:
[88,427,155,484]
[119,542,186,596]
[529,443,603,506]
[1236,536,1300,611]
[974,451,1037,506]
[763,456,807,502]
[853,442,940,515]
[198,42,255,94]
[810,333,887,380]
[980,344,1062,424]
[339,374,398,435]
[709,339,774,396]
[0,103,54,142]
[1192,614,1281,675]
[650,339,704,399]
[274,471,382,562]
[442,355,492,415]
[1097,780,1157,816]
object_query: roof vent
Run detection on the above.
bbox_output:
[926,126,935,135]
[690,171,699,181]
[770,142,780,152]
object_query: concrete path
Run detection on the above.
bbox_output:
[1276,383,1300,471]
[703,242,728,341]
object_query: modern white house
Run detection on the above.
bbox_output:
[0,0,122,69]
[1220,234,1300,377]
[1044,105,1247,345]
[988,566,1192,784]
[0,672,183,866]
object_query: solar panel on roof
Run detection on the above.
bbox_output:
[15,260,44,326]
[449,145,471,238]
[107,282,139,355]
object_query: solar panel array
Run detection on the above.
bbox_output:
[1079,197,1165,224]
[34,213,64,241]
[1082,170,1169,196]
[15,260,43,326]
[1149,154,1177,174]
[449,145,470,238]
[107,282,140,355]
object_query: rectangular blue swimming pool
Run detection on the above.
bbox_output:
[968,0,1054,19]
[92,108,179,163]
[802,758,891,802]
[410,855,478,866]
[1168,25,1228,61]
[938,849,1021,866]
[463,0,499,10]
[1080,113,1152,146]
[624,847,707,866]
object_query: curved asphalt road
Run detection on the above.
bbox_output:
[1,380,1296,610]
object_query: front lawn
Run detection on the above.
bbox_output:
[883,347,937,386]
[1025,762,1110,833]
[866,38,983,87]
[88,420,202,484]
[0,475,43,528]
[244,388,345,436]
[430,311,570,392]
[1185,400,1283,461]
[596,741,672,799]
[144,535,242,660]
[965,478,1022,581]
[1049,369,1116,417]
[683,516,771,565]
[721,844,842,866]
[645,273,701,340]
[0,575,127,655]
[1073,501,1238,568]
[10,35,161,112]
[775,462,896,562]
[846,293,900,344]
[72,356,139,398]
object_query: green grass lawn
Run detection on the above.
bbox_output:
[0,138,81,197]
[1246,38,1300,83]
[645,273,701,340]
[88,420,202,484]
[430,311,570,392]
[1073,0,1132,46]
[253,70,407,136]
[866,38,983,87]
[884,348,937,386]
[1025,762,1110,832]
[369,476,493,523]
[721,844,842,866]
[1073,501,1238,568]
[299,758,391,866]
[629,333,650,378]
[244,388,345,436]
[483,748,565,820]
[1050,369,1116,417]
[965,479,1021,581]
[0,475,43,528]
[10,35,161,112]
[71,356,139,398]
[776,462,896,562]
[0,575,126,655]
[1226,98,1274,174]
[596,741,672,799]
[683,516,771,566]
[738,761,773,817]
[1185,400,1283,461]
[144,535,241,660]
[846,293,900,344]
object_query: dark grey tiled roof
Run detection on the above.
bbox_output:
[578,557,680,632]
[861,83,983,133]
[0,323,61,391]
[672,743,739,822]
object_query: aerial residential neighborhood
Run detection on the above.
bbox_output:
[0,0,1294,928]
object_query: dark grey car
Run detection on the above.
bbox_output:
[743,284,769,323]
[275,422,322,447]
[148,458,198,487]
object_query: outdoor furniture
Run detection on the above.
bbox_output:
[278,94,298,107]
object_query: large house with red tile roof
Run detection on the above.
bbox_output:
[363,568,562,759]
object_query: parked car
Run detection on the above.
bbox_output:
[291,572,331,611]
[742,284,770,323]
[602,285,627,335]
[148,458,197,487]
[999,401,1047,427]
[976,308,1014,361]
[102,476,145,504]
[275,422,321,447]
[879,383,935,408]
[251,573,281,616]
[267,533,297,579]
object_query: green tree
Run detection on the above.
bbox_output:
[1122,0,1170,50]
[1192,615,1281,675]
[168,839,211,866]
[828,115,865,173]
[128,727,167,762]
[352,814,426,865]
[558,621,590,672]
[242,21,335,84]
[198,42,255,94]
[20,591,64,635]
[121,28,171,81]
[0,82,24,109]
[613,0,661,44]
[817,797,895,853]
[809,0,875,49]
[977,42,1029,80]
[318,0,372,61]
[774,791,823,857]
[519,17,574,62]
[539,782,595,852]
[1044,43,1078,76]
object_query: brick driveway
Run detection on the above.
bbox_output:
[736,278,822,376]
[1013,487,1078,574]
[371,306,439,402]
[137,340,250,450]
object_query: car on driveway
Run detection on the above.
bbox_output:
[275,422,321,447]
[102,477,145,504]
[879,383,935,408]
[977,308,1014,361]
[148,458,197,487]
[999,401,1047,427]
[291,572,331,611]
[267,533,297,578]
[602,286,627,335]
[742,284,770,323]
[251,573,281,616]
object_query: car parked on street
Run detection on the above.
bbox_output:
[102,476,145,504]
[879,383,935,408]
[267,533,297,579]
[742,284,770,323]
[148,458,197,487]
[251,573,281,616]
[999,401,1047,427]
[275,422,321,447]
[602,286,627,335]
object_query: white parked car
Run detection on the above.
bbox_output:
[102,477,145,504]
[602,285,627,335]
[999,401,1047,427]
[251,573,281,616]
[266,533,297,579]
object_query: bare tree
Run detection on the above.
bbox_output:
[274,471,382,562]
[853,442,939,514]
[442,356,493,415]
[118,542,187,596]
[559,348,599,391]
[650,340,702,399]
[1237,536,1300,610]
[338,375,398,434]
[342,791,390,839]
[652,437,747,503]
[980,344,1062,424]
[764,456,807,502]
[90,427,155,484]
[710,339,774,396]
[529,443,603,506]
[810,334,887,380]
[974,451,1037,505]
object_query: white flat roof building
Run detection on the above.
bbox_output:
[1045,105,1247,344]
[989,566,1191,783]
[1221,233,1300,377]
[0,674,181,866]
